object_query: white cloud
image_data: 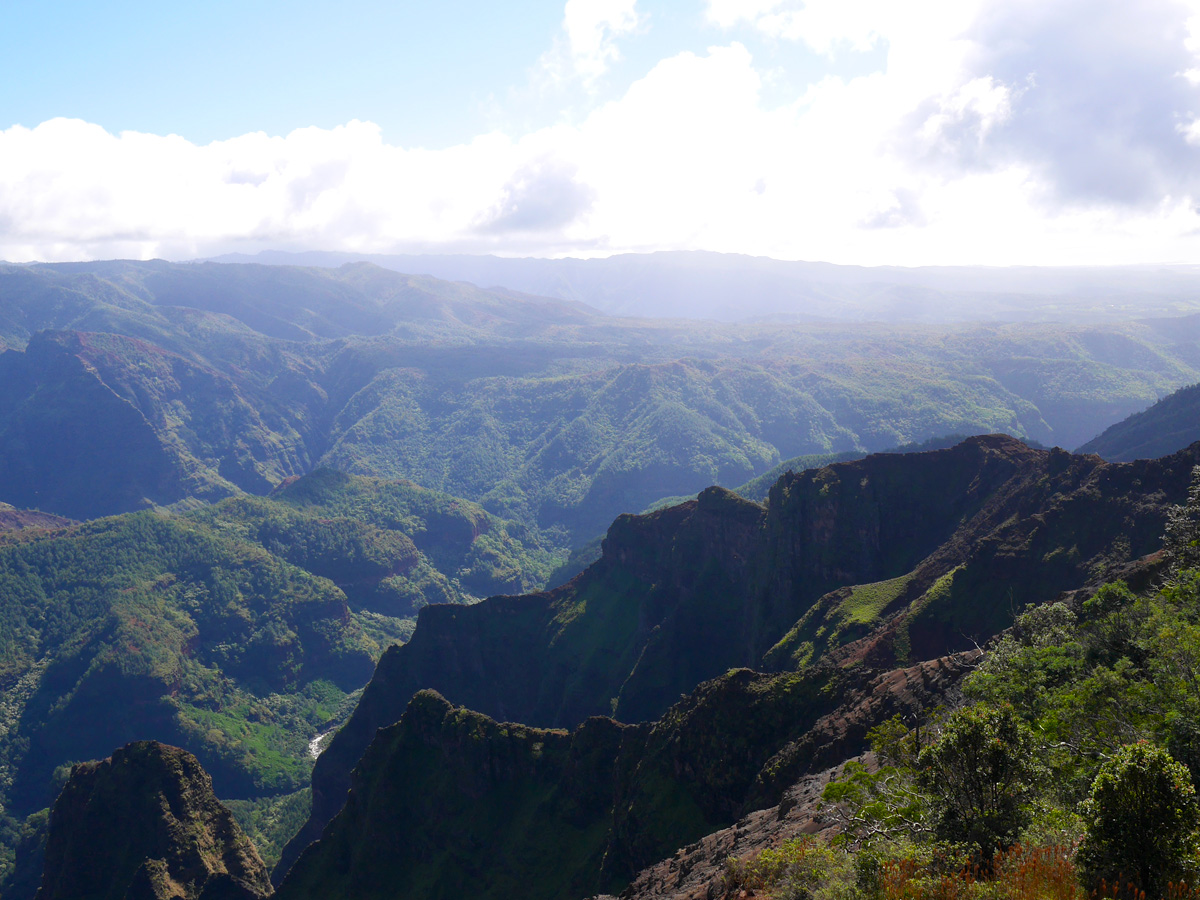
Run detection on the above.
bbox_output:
[705,0,781,30]
[4,0,1200,265]
[706,0,977,56]
[565,0,640,80]
[540,0,641,87]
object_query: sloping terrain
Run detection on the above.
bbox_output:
[1078,379,1200,460]
[201,468,560,612]
[2,261,1199,543]
[281,436,1197,876]
[0,468,553,851]
[0,505,73,532]
[0,511,376,825]
[276,654,975,900]
[34,741,271,900]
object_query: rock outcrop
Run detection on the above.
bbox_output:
[0,503,74,532]
[275,650,977,899]
[34,741,272,900]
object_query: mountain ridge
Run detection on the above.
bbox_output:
[279,434,1196,879]
[202,250,1200,325]
[5,261,1200,540]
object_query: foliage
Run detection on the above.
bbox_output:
[916,704,1040,864]
[192,471,562,615]
[1164,465,1200,573]
[723,838,1085,900]
[958,565,1200,894]
[0,510,375,841]
[723,836,858,900]
[822,760,932,847]
[225,788,312,872]
[1076,742,1200,898]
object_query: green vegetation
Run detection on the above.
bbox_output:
[2,261,1198,545]
[226,788,313,872]
[916,704,1039,864]
[0,465,561,889]
[798,571,1200,898]
[0,510,374,822]
[195,469,562,611]
[1077,743,1200,897]
[766,573,917,669]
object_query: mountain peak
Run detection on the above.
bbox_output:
[35,741,272,900]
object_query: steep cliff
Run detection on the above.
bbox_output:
[34,741,272,900]
[276,652,977,899]
[281,436,1198,877]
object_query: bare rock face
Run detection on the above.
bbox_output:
[34,741,272,900]
[608,763,845,900]
[0,502,74,532]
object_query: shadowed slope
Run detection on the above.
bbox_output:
[279,436,1198,879]
[1078,380,1200,460]
[35,741,271,900]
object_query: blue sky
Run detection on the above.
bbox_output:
[2,1,564,146]
[4,0,1200,265]
[2,1,885,146]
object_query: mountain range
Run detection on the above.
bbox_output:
[6,257,1200,898]
[10,431,1192,899]
[3,260,1200,542]
[277,434,1194,885]
[207,250,1200,325]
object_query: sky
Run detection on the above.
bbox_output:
[3,0,1200,266]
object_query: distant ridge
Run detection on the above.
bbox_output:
[1078,381,1200,460]
[204,249,1200,324]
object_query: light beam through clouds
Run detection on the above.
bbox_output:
[3,0,1200,265]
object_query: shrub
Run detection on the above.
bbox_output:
[722,837,856,900]
[1077,742,1200,899]
[917,704,1039,866]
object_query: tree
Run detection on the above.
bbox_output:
[1164,465,1200,573]
[916,703,1038,865]
[1077,742,1200,898]
[820,715,934,847]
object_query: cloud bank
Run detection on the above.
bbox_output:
[4,0,1200,264]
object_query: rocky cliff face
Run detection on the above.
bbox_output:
[0,503,74,531]
[280,436,1198,878]
[278,485,770,876]
[275,652,978,899]
[34,741,272,900]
